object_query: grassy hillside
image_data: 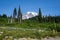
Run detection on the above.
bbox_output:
[0,17,60,40]
[0,17,60,31]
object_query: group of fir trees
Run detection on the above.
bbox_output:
[32,8,60,23]
[13,6,22,23]
[0,7,60,23]
[38,8,55,23]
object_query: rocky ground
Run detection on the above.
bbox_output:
[41,37,60,40]
[3,37,60,40]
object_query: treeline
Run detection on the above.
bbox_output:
[0,6,60,23]
[0,14,7,18]
[29,8,60,23]
[42,15,60,23]
[0,6,22,24]
[0,14,7,24]
[12,6,22,23]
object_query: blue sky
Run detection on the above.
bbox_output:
[0,0,60,16]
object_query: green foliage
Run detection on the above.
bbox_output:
[38,8,42,23]
[13,8,17,23]
[55,26,60,32]
[13,8,17,18]
[48,24,60,32]
[18,6,22,23]
[2,14,7,18]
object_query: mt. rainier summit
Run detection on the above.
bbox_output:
[22,12,38,19]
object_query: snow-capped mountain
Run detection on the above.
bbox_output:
[22,12,38,19]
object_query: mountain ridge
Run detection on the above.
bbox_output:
[22,12,38,19]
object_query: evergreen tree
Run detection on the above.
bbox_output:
[45,15,48,22]
[18,6,22,23]
[13,8,17,22]
[48,14,51,23]
[2,14,7,18]
[42,15,47,23]
[38,8,42,22]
